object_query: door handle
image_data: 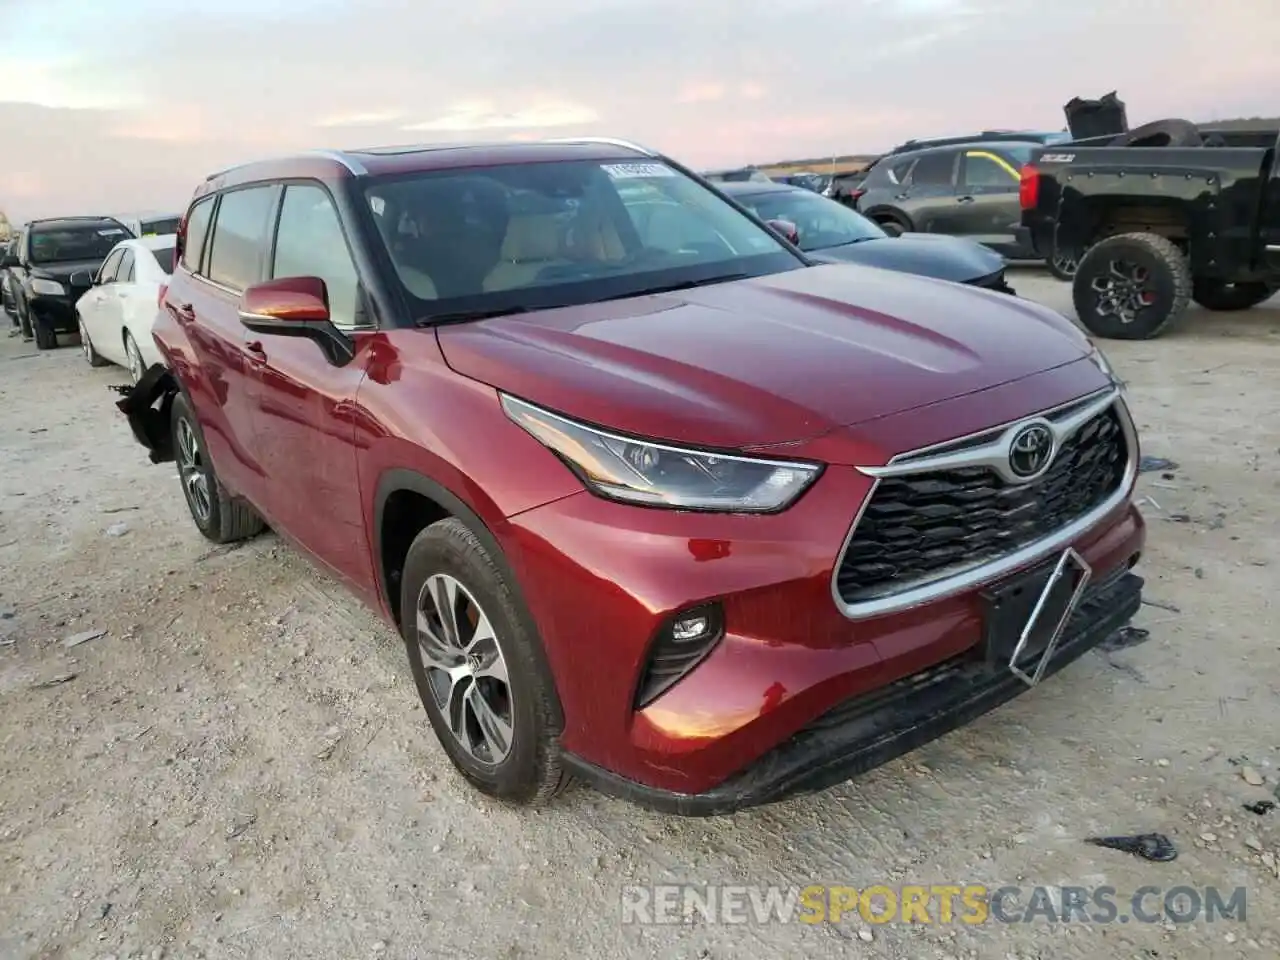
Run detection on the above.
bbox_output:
[175,303,196,323]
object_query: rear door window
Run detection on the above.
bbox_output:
[908,150,958,188]
[118,248,136,282]
[206,186,278,291]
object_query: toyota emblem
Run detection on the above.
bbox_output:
[1007,423,1054,480]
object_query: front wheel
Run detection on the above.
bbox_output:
[400,517,569,805]
[1190,279,1276,312]
[170,392,266,543]
[1072,233,1191,340]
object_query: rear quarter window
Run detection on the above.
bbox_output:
[181,196,215,272]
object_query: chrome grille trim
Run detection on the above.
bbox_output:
[830,387,1138,621]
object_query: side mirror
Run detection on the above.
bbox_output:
[237,276,354,366]
[767,218,800,246]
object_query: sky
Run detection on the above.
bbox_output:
[1,0,1277,222]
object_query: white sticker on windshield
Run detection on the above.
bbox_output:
[97,228,125,236]
[602,162,677,180]
[369,196,386,216]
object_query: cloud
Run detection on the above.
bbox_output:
[0,0,1277,220]
[401,100,601,132]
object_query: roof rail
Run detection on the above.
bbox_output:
[204,149,366,182]
[544,136,655,156]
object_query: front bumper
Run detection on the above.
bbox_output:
[567,566,1142,815]
[26,292,80,333]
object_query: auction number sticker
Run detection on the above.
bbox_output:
[602,162,677,179]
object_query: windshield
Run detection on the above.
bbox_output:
[140,217,180,236]
[362,158,802,319]
[733,190,887,251]
[29,225,129,264]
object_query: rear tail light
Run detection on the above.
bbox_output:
[1018,165,1040,210]
[157,283,168,311]
[850,187,867,204]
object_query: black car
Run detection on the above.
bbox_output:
[720,181,1014,293]
[850,131,1070,258]
[3,216,133,349]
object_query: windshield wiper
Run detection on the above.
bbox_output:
[598,273,750,302]
[415,305,531,327]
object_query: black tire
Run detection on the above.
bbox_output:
[400,516,569,805]
[1109,119,1202,148]
[1047,245,1082,281]
[123,331,146,383]
[877,219,906,238]
[1190,279,1276,312]
[32,314,57,350]
[78,312,109,367]
[170,392,266,543]
[1072,232,1191,340]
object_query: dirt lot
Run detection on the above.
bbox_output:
[1,272,1279,960]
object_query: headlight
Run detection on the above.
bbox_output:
[501,394,822,512]
[30,278,65,296]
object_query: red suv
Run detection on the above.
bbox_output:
[119,139,1146,815]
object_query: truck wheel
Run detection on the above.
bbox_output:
[1190,279,1276,312]
[1072,233,1191,340]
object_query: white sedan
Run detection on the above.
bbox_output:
[75,235,174,382]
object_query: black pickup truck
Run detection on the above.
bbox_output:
[1019,126,1280,339]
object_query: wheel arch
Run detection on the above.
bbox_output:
[372,467,566,729]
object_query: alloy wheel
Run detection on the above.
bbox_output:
[176,417,212,524]
[127,337,144,384]
[416,573,514,766]
[1051,249,1079,278]
[1090,259,1155,325]
[79,318,92,363]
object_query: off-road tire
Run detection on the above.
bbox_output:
[399,516,570,805]
[78,312,109,367]
[1190,279,1276,312]
[1072,232,1191,340]
[170,392,266,544]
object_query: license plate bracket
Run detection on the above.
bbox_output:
[979,548,1093,687]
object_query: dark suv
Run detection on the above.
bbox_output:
[853,133,1069,257]
[3,216,134,348]
[118,138,1145,814]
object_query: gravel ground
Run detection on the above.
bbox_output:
[1,271,1278,960]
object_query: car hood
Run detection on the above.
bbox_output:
[29,260,104,282]
[806,234,1005,283]
[436,263,1093,449]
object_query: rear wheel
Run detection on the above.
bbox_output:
[124,331,146,383]
[400,517,569,805]
[32,315,57,350]
[78,313,109,367]
[171,392,266,543]
[877,219,906,238]
[1190,279,1275,312]
[1048,245,1082,281]
[1072,233,1191,340]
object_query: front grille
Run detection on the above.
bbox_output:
[836,407,1128,604]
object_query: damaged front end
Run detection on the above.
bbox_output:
[111,363,179,463]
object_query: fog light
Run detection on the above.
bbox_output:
[671,615,710,643]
